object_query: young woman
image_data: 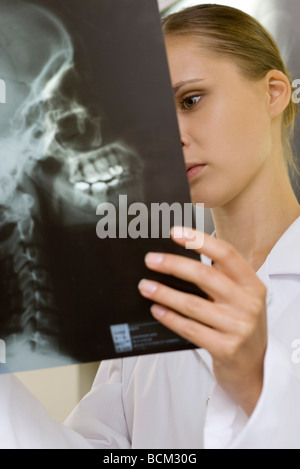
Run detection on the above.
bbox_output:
[1,4,300,449]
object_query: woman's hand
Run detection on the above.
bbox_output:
[138,227,268,416]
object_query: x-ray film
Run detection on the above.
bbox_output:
[0,0,206,372]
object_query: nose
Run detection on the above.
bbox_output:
[177,113,190,149]
[181,134,190,149]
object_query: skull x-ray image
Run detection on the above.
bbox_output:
[0,0,199,372]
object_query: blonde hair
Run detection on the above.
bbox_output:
[162,4,298,176]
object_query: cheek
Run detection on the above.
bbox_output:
[189,94,272,207]
[209,92,271,167]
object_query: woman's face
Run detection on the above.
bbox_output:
[165,36,274,209]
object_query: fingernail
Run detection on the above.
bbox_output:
[138,279,158,296]
[151,304,166,319]
[145,252,164,265]
[172,226,195,239]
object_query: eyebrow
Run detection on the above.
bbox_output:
[173,78,205,94]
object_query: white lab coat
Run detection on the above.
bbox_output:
[1,217,300,449]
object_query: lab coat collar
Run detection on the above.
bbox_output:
[203,216,300,276]
[264,216,300,275]
[256,216,300,307]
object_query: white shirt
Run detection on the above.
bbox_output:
[1,217,300,449]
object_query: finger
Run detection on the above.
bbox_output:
[171,227,262,290]
[138,278,239,331]
[144,251,247,304]
[149,303,224,356]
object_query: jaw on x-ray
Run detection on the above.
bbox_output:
[0,0,144,370]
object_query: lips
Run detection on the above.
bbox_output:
[186,163,207,180]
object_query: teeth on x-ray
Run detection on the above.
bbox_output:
[66,142,137,190]
[108,178,120,187]
[91,182,108,195]
[109,165,123,177]
[65,141,137,197]
[74,182,90,193]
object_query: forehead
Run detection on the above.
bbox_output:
[165,36,241,85]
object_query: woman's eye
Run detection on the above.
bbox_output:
[181,95,201,110]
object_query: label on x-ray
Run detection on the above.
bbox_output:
[110,320,186,355]
[110,324,133,353]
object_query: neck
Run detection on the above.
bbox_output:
[210,162,300,272]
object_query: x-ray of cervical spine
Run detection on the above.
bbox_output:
[0,0,144,370]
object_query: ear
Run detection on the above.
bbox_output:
[266,69,291,119]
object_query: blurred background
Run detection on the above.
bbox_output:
[17,0,300,422]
